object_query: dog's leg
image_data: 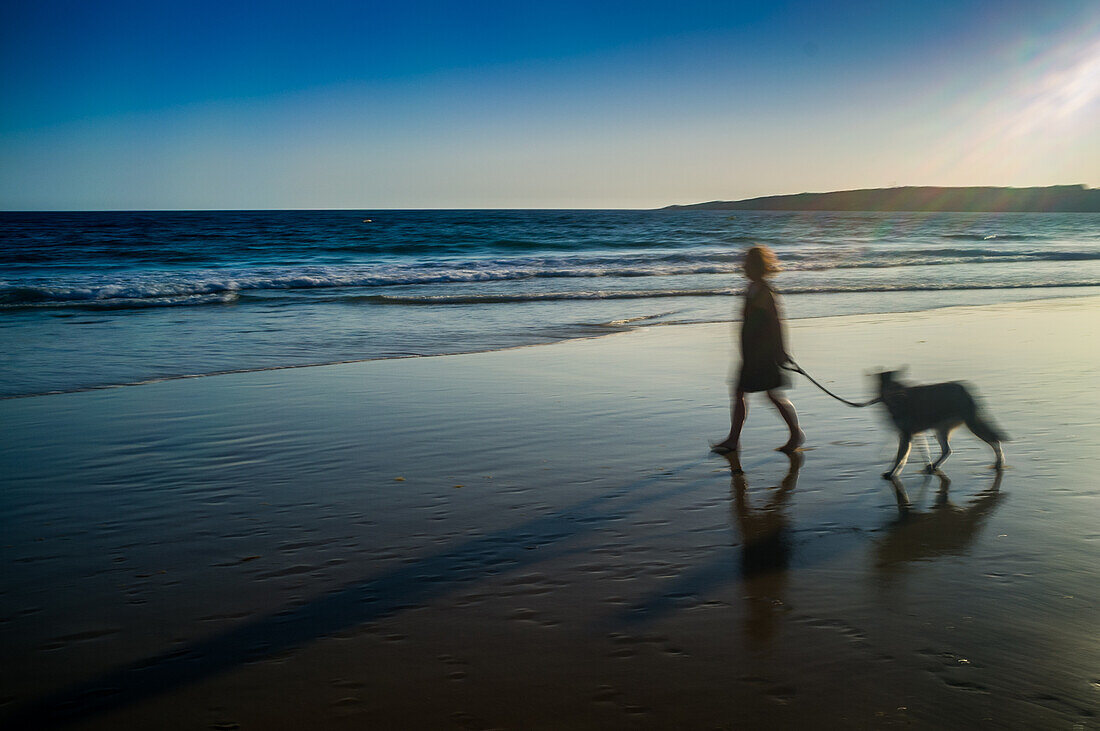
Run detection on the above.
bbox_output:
[883,433,911,479]
[915,432,934,473]
[989,441,1005,470]
[926,429,952,473]
[971,426,1005,470]
[966,414,1006,470]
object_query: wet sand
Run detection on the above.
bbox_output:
[1,296,1098,729]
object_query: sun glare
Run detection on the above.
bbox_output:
[1008,35,1100,137]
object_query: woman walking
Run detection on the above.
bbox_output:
[712,245,803,460]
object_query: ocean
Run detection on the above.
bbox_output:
[2,209,1099,398]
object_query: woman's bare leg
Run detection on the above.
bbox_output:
[713,389,748,452]
[768,390,804,452]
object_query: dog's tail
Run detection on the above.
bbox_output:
[966,407,1009,444]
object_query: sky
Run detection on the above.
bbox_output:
[1,0,1098,210]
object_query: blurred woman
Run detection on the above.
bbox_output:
[712,245,803,460]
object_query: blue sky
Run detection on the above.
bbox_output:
[2,0,1098,209]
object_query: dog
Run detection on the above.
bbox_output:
[876,369,1006,478]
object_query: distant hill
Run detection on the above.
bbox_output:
[662,185,1100,212]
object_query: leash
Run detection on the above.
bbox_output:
[782,360,881,408]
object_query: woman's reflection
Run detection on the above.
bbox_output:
[723,451,802,647]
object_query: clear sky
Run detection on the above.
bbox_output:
[1,0,1098,209]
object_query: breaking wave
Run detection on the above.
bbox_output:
[4,247,1099,308]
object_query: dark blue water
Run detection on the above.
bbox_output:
[2,209,1099,397]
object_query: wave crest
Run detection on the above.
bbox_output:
[3,248,1099,309]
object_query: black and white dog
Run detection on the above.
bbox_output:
[877,370,1006,478]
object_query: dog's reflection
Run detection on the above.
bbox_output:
[877,470,1004,571]
[722,452,801,646]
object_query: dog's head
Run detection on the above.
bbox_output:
[873,367,908,394]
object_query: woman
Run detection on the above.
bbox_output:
[712,245,803,457]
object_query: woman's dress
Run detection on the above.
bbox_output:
[736,282,789,392]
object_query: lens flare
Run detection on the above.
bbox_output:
[1005,35,1100,138]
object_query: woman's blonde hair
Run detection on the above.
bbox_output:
[744,245,781,279]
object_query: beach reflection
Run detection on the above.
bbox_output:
[724,452,801,647]
[876,471,1004,571]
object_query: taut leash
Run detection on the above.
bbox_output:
[782,360,881,408]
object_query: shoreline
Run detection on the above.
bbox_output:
[4,288,1098,401]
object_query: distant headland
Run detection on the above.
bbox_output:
[662,185,1100,212]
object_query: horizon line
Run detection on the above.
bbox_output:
[3,183,1095,214]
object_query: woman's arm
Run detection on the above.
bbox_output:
[763,289,790,364]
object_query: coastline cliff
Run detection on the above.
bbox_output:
[662,185,1100,212]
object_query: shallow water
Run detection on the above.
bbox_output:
[2,209,1099,397]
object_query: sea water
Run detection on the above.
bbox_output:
[2,209,1099,397]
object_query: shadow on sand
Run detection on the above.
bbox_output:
[5,460,716,729]
[6,456,1007,728]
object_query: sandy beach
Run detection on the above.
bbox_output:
[1,296,1098,729]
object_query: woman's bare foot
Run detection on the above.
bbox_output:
[710,439,739,455]
[777,431,805,453]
